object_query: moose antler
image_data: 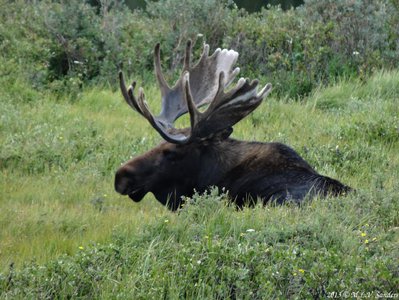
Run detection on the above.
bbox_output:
[119,41,272,144]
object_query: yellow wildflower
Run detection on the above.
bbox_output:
[361,232,366,237]
[298,269,305,274]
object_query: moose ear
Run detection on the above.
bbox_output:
[197,127,233,145]
[218,127,233,140]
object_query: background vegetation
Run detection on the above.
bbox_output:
[0,0,398,298]
[1,0,398,97]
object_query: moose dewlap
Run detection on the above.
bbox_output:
[114,41,351,211]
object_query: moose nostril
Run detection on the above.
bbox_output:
[115,179,128,195]
[115,165,139,195]
[115,171,129,195]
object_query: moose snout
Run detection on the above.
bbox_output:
[114,167,133,195]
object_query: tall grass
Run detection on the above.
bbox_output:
[0,70,398,297]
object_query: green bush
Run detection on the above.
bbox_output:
[1,189,398,298]
[0,0,397,98]
[221,0,398,98]
[302,0,397,73]
[0,0,51,91]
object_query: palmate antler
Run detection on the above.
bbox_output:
[119,41,272,144]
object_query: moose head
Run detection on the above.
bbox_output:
[115,41,350,210]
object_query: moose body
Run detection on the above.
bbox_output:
[115,139,349,210]
[115,41,350,211]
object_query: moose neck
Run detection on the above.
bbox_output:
[197,138,250,191]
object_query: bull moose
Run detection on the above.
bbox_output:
[115,41,351,211]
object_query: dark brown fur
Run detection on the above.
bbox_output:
[115,136,351,211]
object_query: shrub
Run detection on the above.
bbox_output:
[302,0,395,75]
[0,0,397,98]
[1,188,398,298]
[223,7,336,97]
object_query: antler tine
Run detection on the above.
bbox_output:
[199,43,210,62]
[204,71,227,113]
[226,67,241,88]
[256,83,273,99]
[119,70,143,114]
[154,43,170,95]
[183,40,192,71]
[136,88,150,118]
[126,84,142,112]
[182,72,200,130]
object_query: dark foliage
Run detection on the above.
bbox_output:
[0,0,398,98]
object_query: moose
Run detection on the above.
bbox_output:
[115,41,351,211]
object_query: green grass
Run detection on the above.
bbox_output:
[0,70,398,298]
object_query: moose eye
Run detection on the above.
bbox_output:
[162,149,183,161]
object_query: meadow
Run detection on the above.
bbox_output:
[0,70,398,298]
